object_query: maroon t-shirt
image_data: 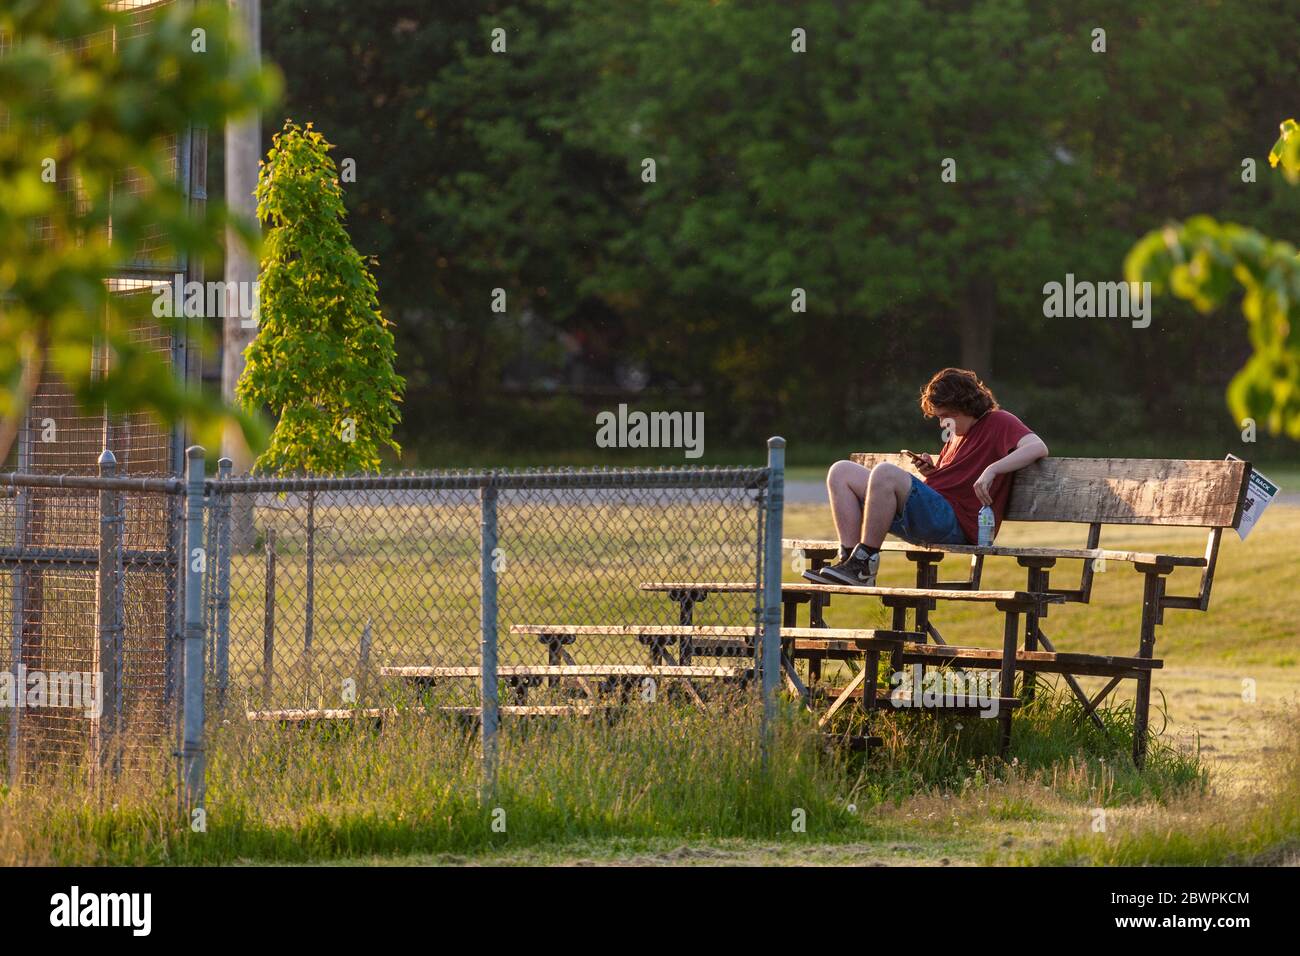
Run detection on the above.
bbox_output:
[923,409,1033,544]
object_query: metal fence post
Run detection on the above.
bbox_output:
[305,488,316,664]
[182,446,206,814]
[263,528,276,704]
[8,424,30,786]
[357,618,372,705]
[95,449,123,777]
[762,437,786,758]
[480,483,499,802]
[215,458,232,708]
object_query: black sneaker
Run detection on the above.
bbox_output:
[819,545,880,587]
[800,547,852,584]
[801,567,836,584]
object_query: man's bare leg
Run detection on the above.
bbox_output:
[826,460,871,551]
[861,462,912,547]
[818,461,912,587]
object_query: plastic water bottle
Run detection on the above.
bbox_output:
[977,506,995,547]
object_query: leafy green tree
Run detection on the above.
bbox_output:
[262,0,1300,451]
[0,0,277,461]
[238,120,405,473]
[263,0,628,448]
[1127,120,1300,438]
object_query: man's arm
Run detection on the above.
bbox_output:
[973,433,1049,505]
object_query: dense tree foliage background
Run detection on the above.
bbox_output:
[254,0,1300,461]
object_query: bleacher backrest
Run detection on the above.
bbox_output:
[849,454,1251,529]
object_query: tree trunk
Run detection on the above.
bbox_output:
[959,284,995,381]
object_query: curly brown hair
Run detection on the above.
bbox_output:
[919,368,999,419]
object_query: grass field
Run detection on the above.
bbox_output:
[0,500,1296,866]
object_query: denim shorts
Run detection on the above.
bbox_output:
[890,476,968,545]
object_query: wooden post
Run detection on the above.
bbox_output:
[356,618,372,704]
[888,602,908,677]
[998,607,1020,758]
[543,633,561,690]
[864,649,880,712]
[1018,559,1056,703]
[1131,568,1166,768]
[262,528,276,704]
[909,554,939,688]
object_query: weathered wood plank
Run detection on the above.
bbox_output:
[789,640,1163,676]
[381,664,748,679]
[815,687,1023,711]
[510,623,908,643]
[849,454,1248,527]
[783,538,1207,567]
[245,708,392,723]
[438,705,611,717]
[639,582,1061,604]
[892,644,1163,677]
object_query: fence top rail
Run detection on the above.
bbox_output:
[205,466,772,494]
[0,471,183,494]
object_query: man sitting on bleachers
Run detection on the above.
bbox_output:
[809,368,1049,587]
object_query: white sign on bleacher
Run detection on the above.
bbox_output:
[1227,454,1280,541]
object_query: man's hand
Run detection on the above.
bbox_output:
[901,449,937,476]
[973,434,1048,505]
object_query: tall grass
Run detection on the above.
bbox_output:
[1026,705,1300,865]
[830,677,1206,810]
[0,699,860,865]
[0,687,1239,866]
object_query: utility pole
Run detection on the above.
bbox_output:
[223,0,260,548]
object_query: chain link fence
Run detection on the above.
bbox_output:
[1,0,201,787]
[0,461,186,785]
[1,441,787,801]
[207,460,782,743]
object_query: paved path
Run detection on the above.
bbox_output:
[786,479,827,505]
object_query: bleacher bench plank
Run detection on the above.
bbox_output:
[897,643,1162,673]
[784,537,1207,568]
[510,623,909,645]
[438,705,611,717]
[851,454,1249,527]
[243,705,619,722]
[813,687,1023,712]
[791,638,1162,677]
[640,581,1063,605]
[380,664,749,679]
[246,708,392,723]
